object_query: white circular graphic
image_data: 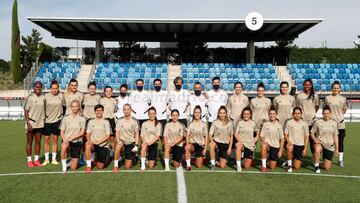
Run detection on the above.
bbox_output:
[245,12,264,31]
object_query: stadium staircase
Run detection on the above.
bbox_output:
[77,64,94,92]
[167,64,182,91]
[276,66,294,88]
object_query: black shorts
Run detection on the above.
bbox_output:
[322,146,334,161]
[159,120,168,137]
[124,143,135,160]
[30,128,44,135]
[171,145,183,163]
[193,143,205,158]
[69,142,82,158]
[269,147,279,161]
[243,147,254,159]
[293,145,305,161]
[148,143,158,161]
[94,144,109,164]
[44,121,61,136]
[106,118,116,135]
[215,141,229,159]
[338,129,346,137]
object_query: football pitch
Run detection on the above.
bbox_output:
[0,121,360,202]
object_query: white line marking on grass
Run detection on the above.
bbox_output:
[176,167,187,203]
[0,169,360,180]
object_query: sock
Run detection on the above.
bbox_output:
[164,158,170,168]
[34,155,39,161]
[44,153,49,161]
[186,159,191,167]
[141,158,146,169]
[52,153,57,161]
[236,160,241,167]
[27,156,32,162]
[287,160,292,166]
[114,159,119,167]
[339,152,344,161]
[314,163,319,167]
[61,159,67,171]
[210,160,215,166]
[261,159,266,167]
[86,160,91,167]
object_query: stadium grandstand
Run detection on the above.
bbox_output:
[1,17,360,122]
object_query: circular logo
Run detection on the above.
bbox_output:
[245,12,264,31]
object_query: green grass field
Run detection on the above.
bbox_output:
[0,120,360,202]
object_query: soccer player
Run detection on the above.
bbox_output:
[209,106,234,170]
[115,84,129,119]
[284,107,309,172]
[185,106,208,171]
[60,100,86,173]
[149,78,168,136]
[84,104,111,173]
[324,81,347,167]
[114,104,140,172]
[207,77,228,129]
[296,79,320,155]
[250,82,271,128]
[163,109,186,171]
[227,82,249,128]
[140,107,162,171]
[167,76,190,127]
[260,108,284,172]
[64,78,83,115]
[311,106,339,173]
[24,81,45,167]
[188,82,208,122]
[273,81,296,127]
[83,81,101,121]
[100,86,117,157]
[42,80,64,166]
[129,79,150,127]
[235,107,260,171]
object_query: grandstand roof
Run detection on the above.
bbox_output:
[27,17,322,42]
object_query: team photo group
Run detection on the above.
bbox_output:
[24,75,347,174]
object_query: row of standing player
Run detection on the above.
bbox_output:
[24,77,347,173]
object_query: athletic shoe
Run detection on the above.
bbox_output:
[339,160,345,167]
[281,161,287,167]
[237,166,242,172]
[42,160,50,166]
[315,166,321,174]
[140,167,146,172]
[165,167,170,171]
[33,160,42,167]
[113,167,119,173]
[261,167,267,173]
[287,165,293,173]
[51,160,59,165]
[62,169,67,174]
[85,167,92,174]
[185,166,191,171]
[27,161,34,168]
[210,165,216,171]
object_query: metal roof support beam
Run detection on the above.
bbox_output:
[95,40,104,63]
[246,41,255,64]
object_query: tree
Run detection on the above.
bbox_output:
[0,59,10,73]
[38,43,54,63]
[11,0,21,83]
[20,29,43,77]
[53,47,70,60]
[177,42,208,62]
[274,40,296,48]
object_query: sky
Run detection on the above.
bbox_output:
[1,0,359,60]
